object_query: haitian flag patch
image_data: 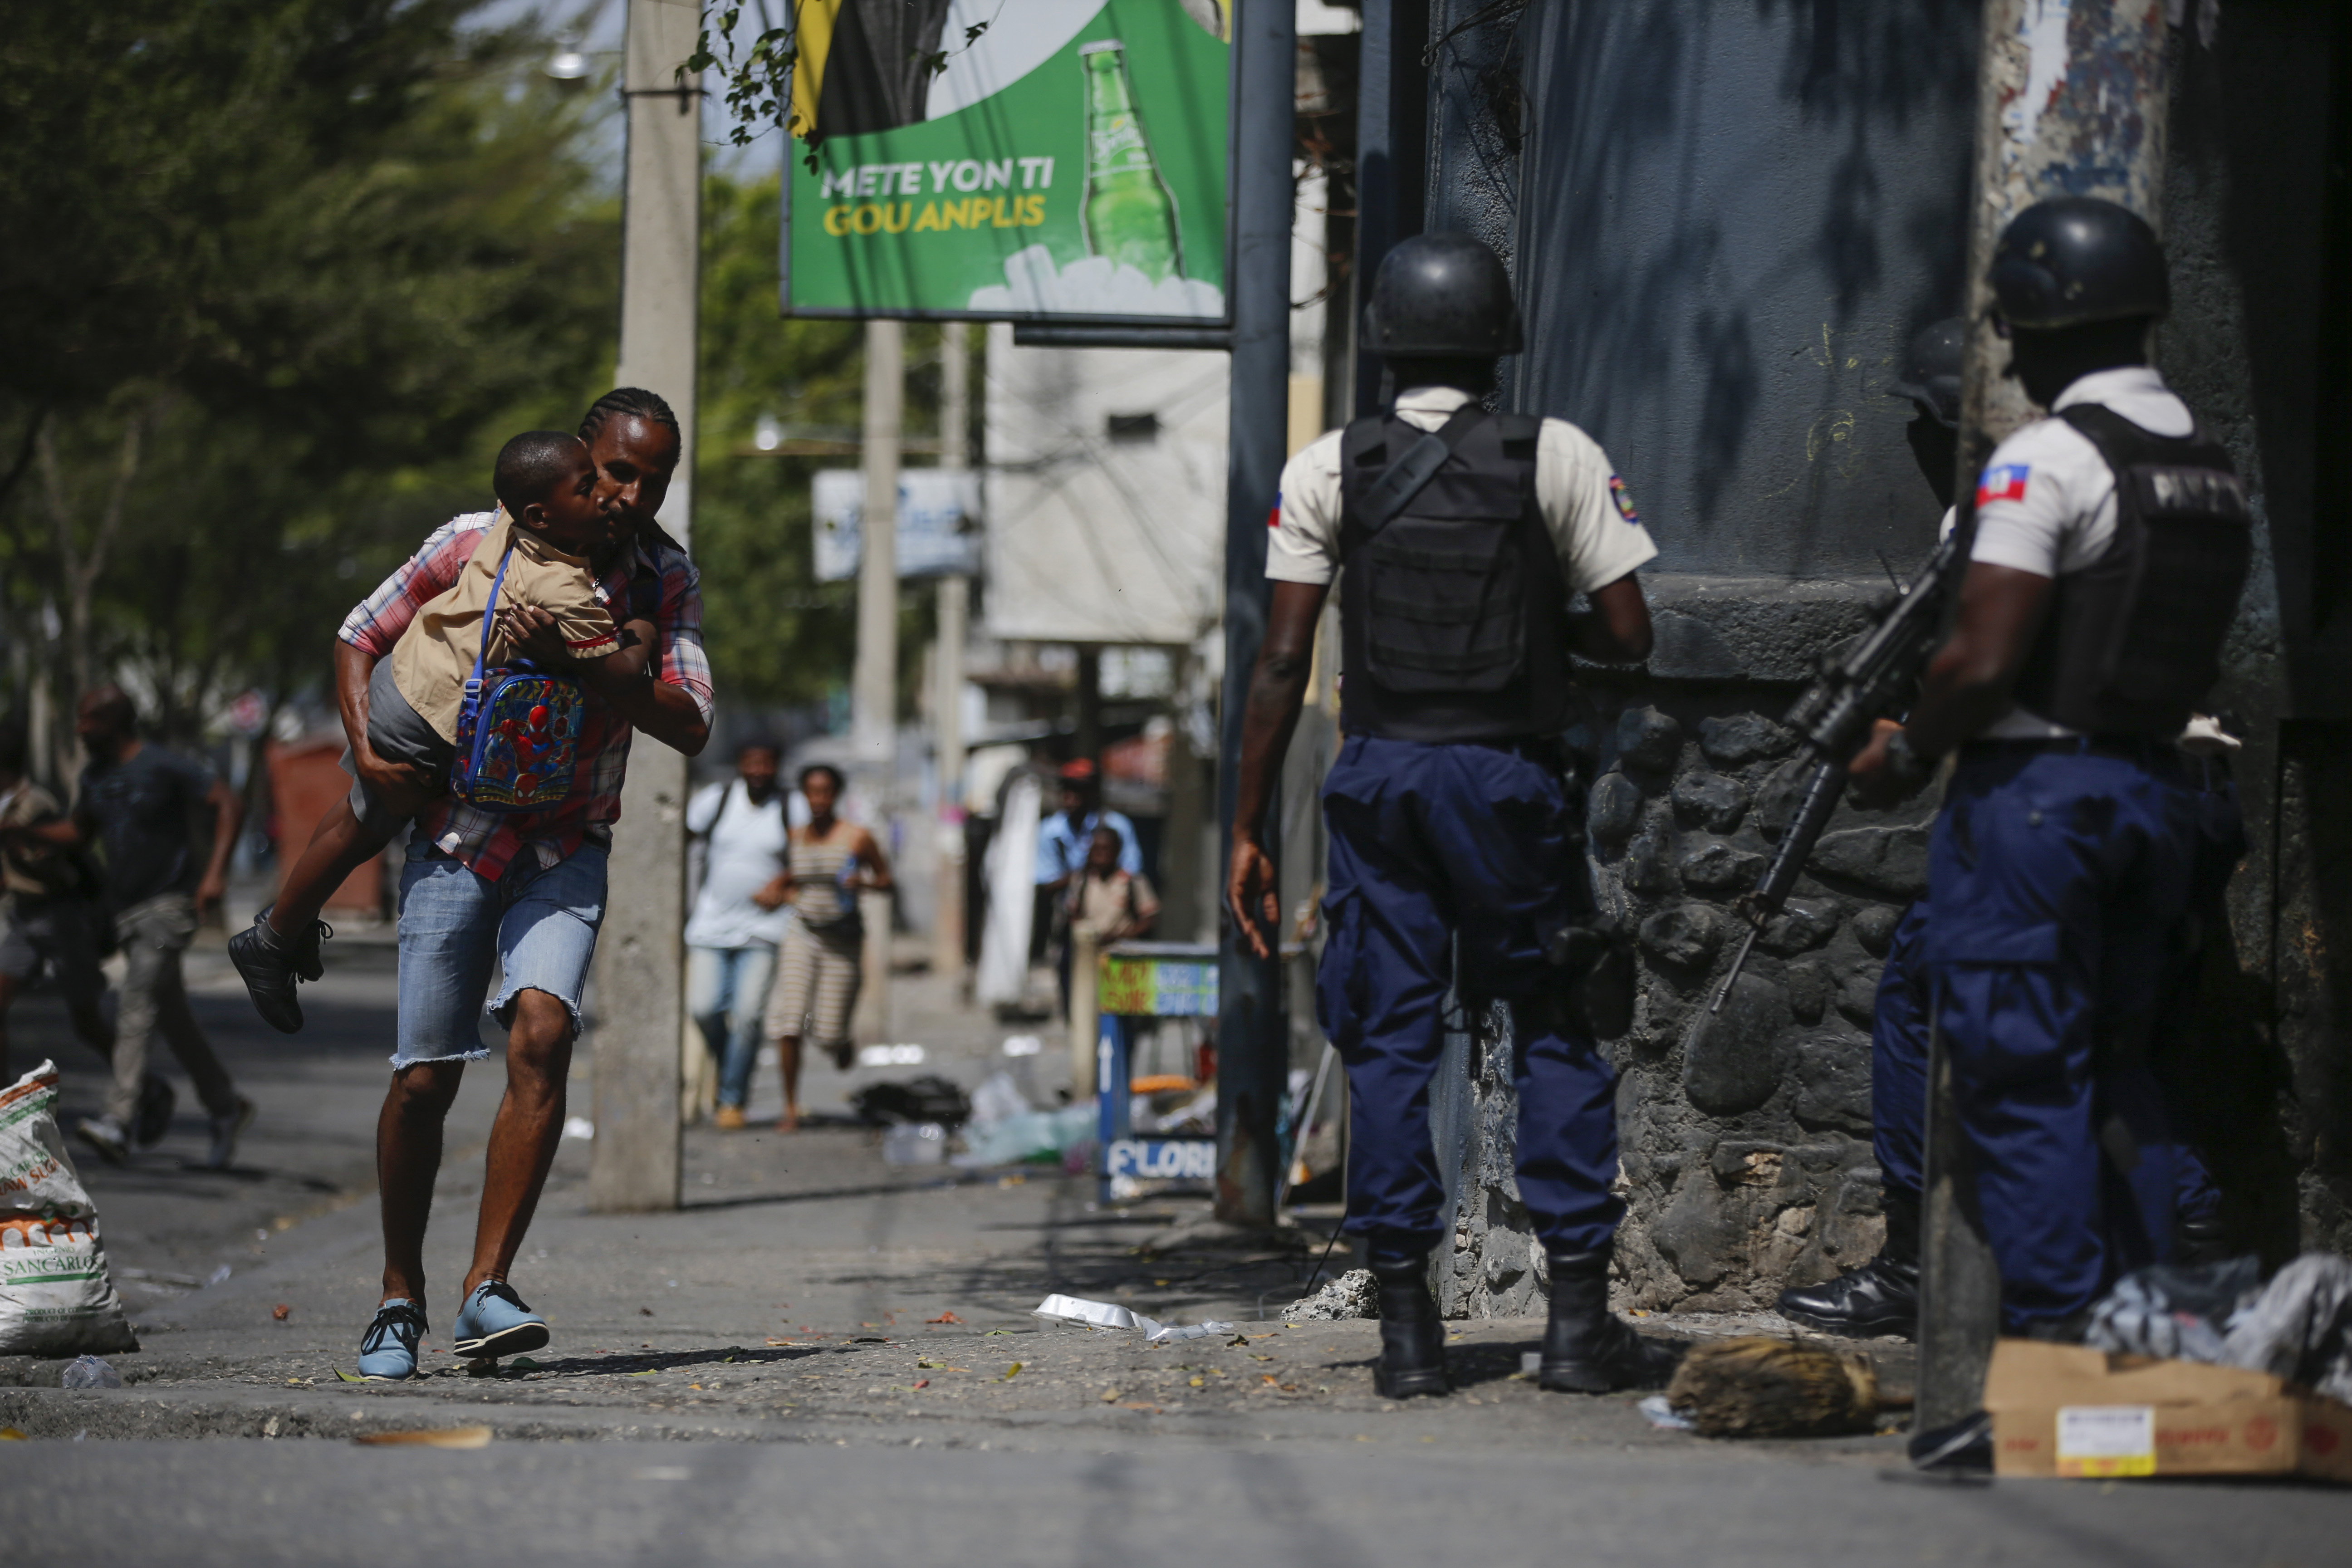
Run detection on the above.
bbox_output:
[1977,464,2031,506]
[1608,474,1642,524]
[1267,493,1282,529]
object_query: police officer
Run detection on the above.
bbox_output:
[1844,197,2251,1337]
[1226,233,1674,1396]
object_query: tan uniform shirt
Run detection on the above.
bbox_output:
[389,512,618,742]
[1268,385,1661,593]
[1068,869,1159,945]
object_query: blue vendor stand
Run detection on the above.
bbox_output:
[1094,941,1220,1201]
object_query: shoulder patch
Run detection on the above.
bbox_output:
[1267,494,1282,530]
[1608,474,1642,524]
[1977,464,2031,506]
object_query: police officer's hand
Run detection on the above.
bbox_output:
[1225,834,1279,960]
[1846,718,1930,810]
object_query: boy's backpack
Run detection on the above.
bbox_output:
[448,547,589,814]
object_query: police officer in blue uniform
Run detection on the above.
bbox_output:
[1844,197,2253,1337]
[1228,233,1676,1396]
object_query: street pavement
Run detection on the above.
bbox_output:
[4,920,2349,1564]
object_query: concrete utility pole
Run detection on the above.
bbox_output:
[934,321,971,981]
[1213,0,1298,1227]
[590,0,701,1215]
[1916,0,2175,1432]
[852,320,904,1046]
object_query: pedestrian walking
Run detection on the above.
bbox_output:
[1227,233,1673,1398]
[0,729,132,1106]
[686,739,799,1130]
[1844,198,2252,1338]
[21,688,254,1170]
[330,388,714,1381]
[762,763,891,1132]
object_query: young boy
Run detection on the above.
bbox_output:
[228,431,653,1032]
[1066,823,1159,948]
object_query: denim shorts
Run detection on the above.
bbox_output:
[392,839,608,1067]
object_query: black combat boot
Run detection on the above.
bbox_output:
[1539,1247,1682,1392]
[1368,1253,1450,1399]
[1775,1186,1921,1339]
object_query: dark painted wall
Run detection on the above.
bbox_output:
[1503,0,1980,579]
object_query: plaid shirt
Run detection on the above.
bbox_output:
[339,510,714,881]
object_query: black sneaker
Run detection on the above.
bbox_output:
[227,910,329,1034]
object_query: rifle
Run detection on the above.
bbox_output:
[1706,515,1972,1014]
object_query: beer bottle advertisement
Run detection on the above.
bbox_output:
[783,0,1230,322]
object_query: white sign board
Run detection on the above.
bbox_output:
[814,468,984,583]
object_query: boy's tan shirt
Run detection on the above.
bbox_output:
[390,511,618,742]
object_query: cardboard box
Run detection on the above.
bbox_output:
[1984,1338,2352,1482]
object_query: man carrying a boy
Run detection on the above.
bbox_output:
[285,390,710,1380]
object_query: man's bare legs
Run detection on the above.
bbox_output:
[775,1032,803,1133]
[375,988,573,1308]
[378,1058,463,1304]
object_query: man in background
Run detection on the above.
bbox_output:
[24,687,252,1169]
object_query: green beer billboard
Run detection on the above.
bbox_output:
[781,0,1231,323]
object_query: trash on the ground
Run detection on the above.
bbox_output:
[204,1264,233,1287]
[1000,1034,1043,1057]
[0,1063,138,1356]
[353,1424,492,1449]
[926,1311,962,1324]
[1282,1269,1379,1321]
[966,1070,1030,1127]
[1132,1083,1215,1137]
[2087,1252,2352,1404]
[859,1043,928,1068]
[2086,1256,2263,1363]
[1639,1393,1696,1431]
[59,1354,123,1389]
[853,1074,971,1128]
[561,1116,594,1141]
[0,1426,25,1440]
[953,1101,1097,1168]
[1664,1336,1877,1438]
[332,1367,367,1383]
[1030,1293,1235,1344]
[882,1121,947,1166]
[1984,1337,2352,1482]
[272,1303,291,1323]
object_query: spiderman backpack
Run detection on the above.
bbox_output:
[448,548,589,813]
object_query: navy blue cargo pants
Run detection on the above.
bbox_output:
[1870,759,2238,1221]
[1921,740,2231,1330]
[1317,735,1621,1260]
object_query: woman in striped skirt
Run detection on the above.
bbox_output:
[763,763,892,1132]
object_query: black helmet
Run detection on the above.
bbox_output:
[1887,317,1964,428]
[1989,197,2168,329]
[1362,232,1524,358]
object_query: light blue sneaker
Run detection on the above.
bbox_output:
[356,1299,430,1381]
[451,1280,549,1359]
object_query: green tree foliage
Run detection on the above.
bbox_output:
[0,1,620,745]
[693,172,943,721]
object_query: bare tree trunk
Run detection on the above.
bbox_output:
[36,408,148,708]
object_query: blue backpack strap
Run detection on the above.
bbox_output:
[469,546,517,690]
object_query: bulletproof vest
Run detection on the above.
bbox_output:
[2009,403,2252,736]
[1337,409,1570,742]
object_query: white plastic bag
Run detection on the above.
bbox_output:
[0,1061,138,1355]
